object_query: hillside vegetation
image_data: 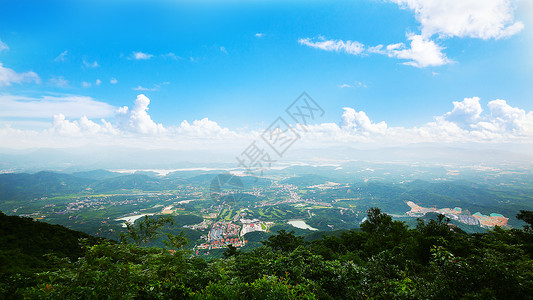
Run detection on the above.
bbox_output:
[2,208,532,299]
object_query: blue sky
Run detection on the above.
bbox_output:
[0,0,532,152]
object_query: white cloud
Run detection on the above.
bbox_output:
[298,37,365,55]
[299,1,522,68]
[0,94,116,119]
[426,97,533,140]
[133,86,152,91]
[341,107,388,135]
[48,76,70,88]
[82,58,99,68]
[132,82,168,92]
[299,34,450,68]
[484,99,533,136]
[51,114,118,136]
[0,63,40,86]
[255,33,265,38]
[81,81,91,88]
[132,51,153,60]
[298,35,449,67]
[385,34,451,67]
[427,98,533,141]
[356,81,367,88]
[443,97,483,128]
[52,114,81,135]
[116,94,165,134]
[338,81,367,88]
[54,50,68,62]
[95,79,102,86]
[0,39,9,52]
[2,94,532,151]
[220,46,228,54]
[110,78,118,84]
[0,93,245,149]
[297,97,533,145]
[176,118,235,138]
[390,0,524,39]
[162,52,181,61]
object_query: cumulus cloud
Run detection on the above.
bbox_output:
[424,97,533,140]
[413,97,533,142]
[51,114,82,135]
[442,97,483,128]
[2,93,532,150]
[341,107,388,135]
[0,94,245,149]
[385,34,451,67]
[110,78,118,84]
[255,33,265,38]
[131,51,153,60]
[298,37,365,55]
[484,99,533,136]
[0,63,40,86]
[176,118,236,138]
[298,97,533,145]
[51,114,117,136]
[116,94,165,134]
[390,0,524,39]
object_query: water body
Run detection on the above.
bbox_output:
[116,214,154,227]
[288,220,318,231]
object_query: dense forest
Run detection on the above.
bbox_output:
[1,208,533,299]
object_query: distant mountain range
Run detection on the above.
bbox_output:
[1,144,532,172]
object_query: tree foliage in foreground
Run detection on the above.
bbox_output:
[3,208,533,299]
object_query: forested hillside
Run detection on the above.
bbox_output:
[2,208,533,299]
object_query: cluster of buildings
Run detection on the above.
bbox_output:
[192,217,273,250]
[240,218,272,236]
[196,237,245,250]
[196,221,245,250]
[405,201,509,227]
[183,219,213,230]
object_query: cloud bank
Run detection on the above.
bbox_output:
[1,94,532,151]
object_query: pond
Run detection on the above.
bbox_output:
[287,219,318,231]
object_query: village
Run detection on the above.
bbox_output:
[193,217,274,250]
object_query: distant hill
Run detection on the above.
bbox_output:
[280,174,331,186]
[89,173,162,192]
[71,169,124,180]
[0,171,95,201]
